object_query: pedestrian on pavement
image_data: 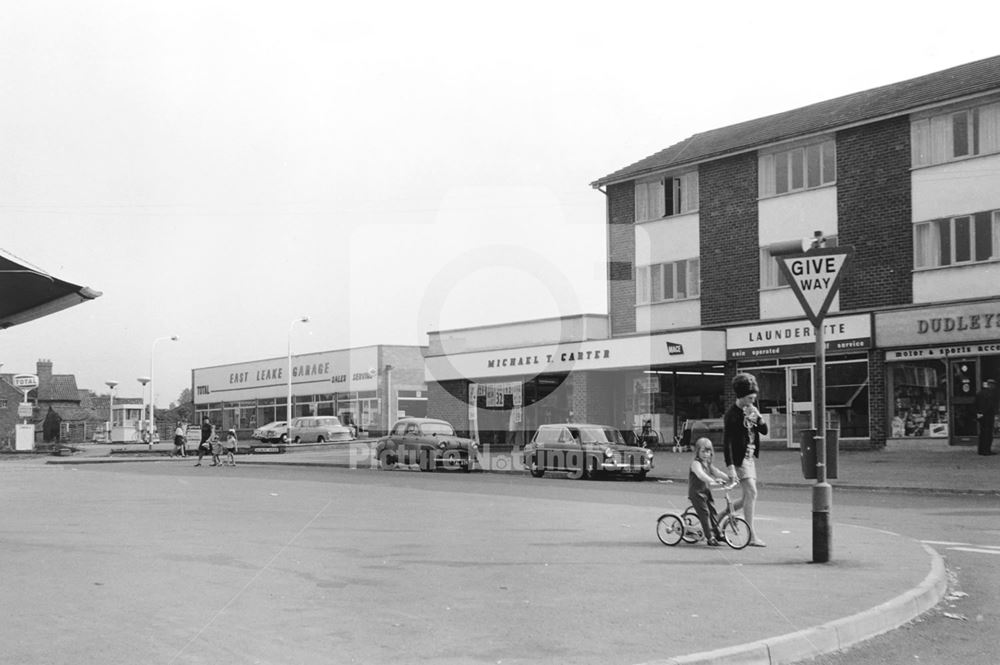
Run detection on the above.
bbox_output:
[720,372,768,547]
[222,428,238,466]
[171,421,186,457]
[195,418,214,466]
[974,378,998,456]
[688,437,728,547]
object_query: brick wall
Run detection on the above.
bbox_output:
[607,181,636,335]
[567,372,614,424]
[836,117,912,309]
[699,154,761,326]
[428,380,471,437]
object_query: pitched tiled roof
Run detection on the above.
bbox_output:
[592,54,1000,187]
[37,375,81,402]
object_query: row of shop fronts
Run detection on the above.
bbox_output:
[425,298,1000,450]
[191,299,1000,449]
[191,345,427,438]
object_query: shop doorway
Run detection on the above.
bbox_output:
[950,358,978,444]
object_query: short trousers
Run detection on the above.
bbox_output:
[736,455,757,480]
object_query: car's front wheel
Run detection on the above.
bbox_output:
[528,457,544,478]
[279,434,288,444]
[317,436,326,443]
[439,449,465,471]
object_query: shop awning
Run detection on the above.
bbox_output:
[0,250,102,329]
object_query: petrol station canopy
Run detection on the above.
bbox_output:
[0,249,102,329]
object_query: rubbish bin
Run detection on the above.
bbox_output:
[799,428,839,480]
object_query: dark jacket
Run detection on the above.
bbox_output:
[723,404,768,469]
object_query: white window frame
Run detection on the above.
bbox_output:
[911,100,1000,167]
[759,139,836,197]
[634,171,699,222]
[636,258,700,304]
[914,210,1000,269]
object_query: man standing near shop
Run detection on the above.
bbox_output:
[974,378,998,456]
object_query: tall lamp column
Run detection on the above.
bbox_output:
[150,335,179,450]
[287,317,310,439]
[105,380,119,442]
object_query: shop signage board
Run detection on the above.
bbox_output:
[775,247,854,327]
[726,313,871,360]
[192,347,380,404]
[12,373,38,394]
[876,300,1000,348]
[424,330,726,382]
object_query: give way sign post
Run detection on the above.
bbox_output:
[776,245,854,564]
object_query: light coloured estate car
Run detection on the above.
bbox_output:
[521,423,653,480]
[288,416,355,443]
[374,418,478,472]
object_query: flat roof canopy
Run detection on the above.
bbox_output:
[0,250,101,329]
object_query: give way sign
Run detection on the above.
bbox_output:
[776,246,854,327]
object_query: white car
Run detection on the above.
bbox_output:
[252,421,287,444]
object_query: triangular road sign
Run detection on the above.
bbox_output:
[776,247,854,327]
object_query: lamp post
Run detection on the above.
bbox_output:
[287,317,310,439]
[384,364,394,436]
[105,380,118,442]
[150,335,179,450]
[137,377,150,443]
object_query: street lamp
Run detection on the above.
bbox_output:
[150,335,179,449]
[105,380,118,442]
[287,317,310,439]
[384,364,394,436]
[137,377,150,443]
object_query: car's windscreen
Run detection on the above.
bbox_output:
[576,427,625,444]
[420,423,455,436]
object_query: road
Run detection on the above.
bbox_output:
[0,460,995,664]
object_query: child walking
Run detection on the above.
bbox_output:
[688,437,730,547]
[222,428,238,466]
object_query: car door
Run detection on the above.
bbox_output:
[544,427,574,471]
[400,422,422,464]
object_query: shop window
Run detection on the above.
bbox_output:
[889,360,948,438]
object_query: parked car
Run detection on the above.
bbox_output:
[374,417,478,472]
[521,423,653,480]
[252,421,287,444]
[287,416,355,443]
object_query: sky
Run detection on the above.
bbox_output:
[2,0,999,407]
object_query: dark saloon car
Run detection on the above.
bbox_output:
[521,423,653,480]
[374,418,478,472]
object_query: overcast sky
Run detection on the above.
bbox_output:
[2,1,999,407]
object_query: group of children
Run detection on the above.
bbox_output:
[194,427,238,467]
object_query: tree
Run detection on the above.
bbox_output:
[173,387,192,408]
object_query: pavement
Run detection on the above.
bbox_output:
[13,438,1000,664]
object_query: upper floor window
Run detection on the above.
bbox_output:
[636,258,700,303]
[760,236,839,289]
[0,399,6,409]
[911,101,1000,167]
[759,139,836,197]
[914,210,1000,268]
[634,171,699,222]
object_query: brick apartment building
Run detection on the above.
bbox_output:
[425,55,1000,451]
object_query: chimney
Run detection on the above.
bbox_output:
[36,359,53,384]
